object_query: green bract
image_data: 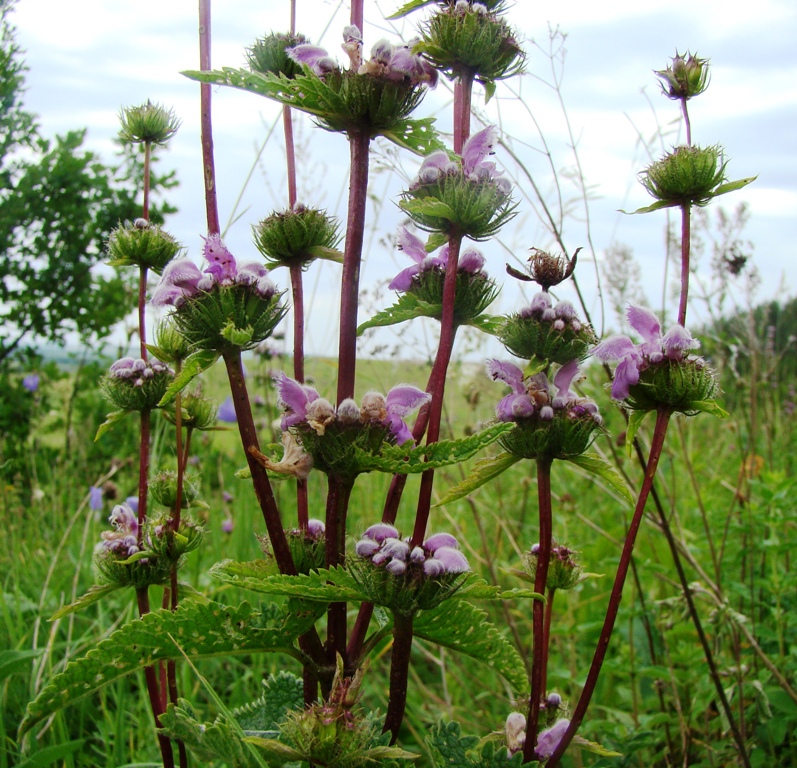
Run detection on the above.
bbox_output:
[401,173,516,239]
[498,314,596,364]
[285,528,327,575]
[498,412,602,461]
[247,32,308,78]
[170,285,286,353]
[253,205,342,268]
[149,319,192,363]
[162,391,218,430]
[655,51,710,101]
[624,357,719,414]
[409,267,498,325]
[100,368,173,412]
[118,100,180,146]
[149,470,202,509]
[418,4,524,84]
[641,145,726,206]
[107,221,183,274]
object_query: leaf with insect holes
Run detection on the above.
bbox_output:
[380,117,446,156]
[352,421,515,474]
[414,599,528,693]
[19,601,318,735]
[435,451,521,506]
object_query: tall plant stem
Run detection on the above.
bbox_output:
[142,141,152,221]
[137,409,151,547]
[336,130,370,404]
[136,588,175,768]
[350,0,363,35]
[681,98,692,148]
[383,613,414,742]
[138,267,148,359]
[541,587,555,699]
[325,476,354,665]
[523,457,553,763]
[410,237,462,548]
[453,73,474,153]
[547,408,671,767]
[289,261,309,527]
[677,203,691,326]
[222,350,296,575]
[199,0,220,234]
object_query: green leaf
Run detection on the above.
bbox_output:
[20,600,316,735]
[399,197,457,222]
[435,452,521,506]
[357,292,442,335]
[353,422,515,474]
[243,737,303,762]
[94,409,129,442]
[425,232,449,251]
[0,649,43,683]
[574,735,623,757]
[304,245,344,263]
[159,349,219,406]
[689,399,729,418]
[482,79,497,104]
[427,721,478,767]
[379,117,445,155]
[234,672,304,732]
[466,313,503,335]
[566,452,635,507]
[387,0,437,19]
[626,409,649,456]
[623,199,678,215]
[211,561,368,603]
[710,175,757,198]
[14,740,86,768]
[414,600,528,692]
[51,584,123,620]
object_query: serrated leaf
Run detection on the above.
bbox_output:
[161,702,266,768]
[304,245,344,263]
[353,421,515,474]
[566,452,635,507]
[160,349,220,406]
[626,409,649,456]
[243,737,303,761]
[457,578,543,602]
[94,409,129,442]
[387,0,437,19]
[51,584,123,620]
[711,175,757,198]
[211,562,368,603]
[380,117,445,155]
[435,452,520,506]
[414,600,528,692]
[234,672,304,732]
[357,292,442,335]
[20,601,315,735]
[399,197,458,221]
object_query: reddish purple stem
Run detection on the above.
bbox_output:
[199,0,220,234]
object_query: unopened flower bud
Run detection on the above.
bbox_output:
[118,100,180,146]
[655,51,710,101]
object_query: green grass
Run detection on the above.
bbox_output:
[2,352,797,767]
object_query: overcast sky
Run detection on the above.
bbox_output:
[11,0,797,356]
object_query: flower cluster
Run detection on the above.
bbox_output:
[109,357,171,387]
[594,304,712,410]
[488,359,600,426]
[524,542,584,591]
[288,28,437,88]
[355,524,469,577]
[487,359,602,459]
[498,291,596,364]
[504,714,570,759]
[151,234,275,308]
[412,125,510,194]
[99,502,140,559]
[388,226,485,292]
[275,373,430,447]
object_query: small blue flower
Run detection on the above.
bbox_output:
[89,486,103,511]
[217,397,238,423]
[22,374,39,393]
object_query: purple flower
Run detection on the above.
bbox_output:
[362,523,400,542]
[594,304,700,399]
[202,234,237,284]
[423,532,459,552]
[487,359,535,421]
[382,385,431,445]
[221,517,234,534]
[89,486,103,511]
[222,491,234,503]
[551,360,580,409]
[22,374,39,393]
[462,126,497,177]
[388,227,445,291]
[424,545,470,574]
[151,259,206,307]
[217,396,237,423]
[274,372,320,429]
[306,518,325,537]
[125,496,139,514]
[535,719,570,759]
[287,43,337,76]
